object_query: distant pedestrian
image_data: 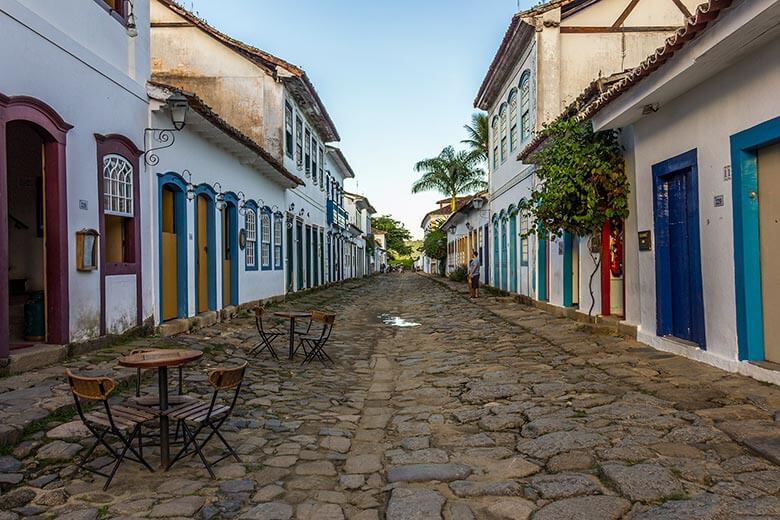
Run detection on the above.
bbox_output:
[468,250,481,298]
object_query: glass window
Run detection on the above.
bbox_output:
[295,115,303,170]
[103,154,133,263]
[501,137,507,163]
[274,215,283,269]
[508,88,518,152]
[103,154,133,217]
[304,127,311,175]
[311,137,318,183]
[284,102,294,159]
[493,146,498,171]
[318,146,324,189]
[245,209,257,268]
[261,213,271,268]
[520,71,531,141]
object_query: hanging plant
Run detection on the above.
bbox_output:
[520,116,628,315]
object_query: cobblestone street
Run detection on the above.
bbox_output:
[1,273,780,519]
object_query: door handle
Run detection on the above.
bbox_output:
[749,191,757,199]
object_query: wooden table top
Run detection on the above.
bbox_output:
[118,348,204,369]
[273,311,312,319]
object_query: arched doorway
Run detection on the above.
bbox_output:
[194,185,216,314]
[1,95,71,356]
[158,173,188,322]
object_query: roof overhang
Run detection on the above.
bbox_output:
[148,82,304,189]
[326,145,355,179]
[589,0,777,131]
[475,18,535,111]
[282,75,340,142]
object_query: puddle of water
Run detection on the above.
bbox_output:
[379,314,420,327]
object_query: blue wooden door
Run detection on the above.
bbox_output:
[483,225,490,285]
[500,220,508,291]
[492,222,499,288]
[510,216,518,293]
[653,150,705,347]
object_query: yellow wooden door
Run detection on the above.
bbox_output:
[197,196,208,313]
[161,188,178,321]
[758,142,780,363]
[222,209,231,306]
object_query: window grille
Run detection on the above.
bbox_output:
[285,102,294,159]
[246,209,257,268]
[295,116,303,169]
[520,71,531,141]
[103,154,133,217]
[274,215,283,269]
[261,213,271,267]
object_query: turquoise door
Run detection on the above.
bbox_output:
[510,216,518,293]
[500,220,508,291]
[538,233,547,301]
[493,222,499,288]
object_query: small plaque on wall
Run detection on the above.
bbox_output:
[638,230,652,251]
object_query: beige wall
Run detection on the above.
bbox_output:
[150,1,285,159]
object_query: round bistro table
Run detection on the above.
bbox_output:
[273,311,312,360]
[118,348,203,468]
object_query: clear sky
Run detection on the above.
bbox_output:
[188,0,536,238]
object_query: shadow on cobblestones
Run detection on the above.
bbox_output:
[0,274,778,520]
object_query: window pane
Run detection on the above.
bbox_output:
[105,215,126,263]
[103,154,133,217]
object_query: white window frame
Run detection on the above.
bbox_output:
[245,209,257,268]
[261,212,272,268]
[103,154,134,217]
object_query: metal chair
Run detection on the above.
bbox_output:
[249,306,284,359]
[66,370,155,490]
[297,311,336,366]
[166,362,247,478]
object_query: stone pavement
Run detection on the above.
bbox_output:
[0,273,779,519]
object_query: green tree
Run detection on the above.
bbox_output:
[462,112,489,163]
[421,225,448,276]
[412,146,486,212]
[372,215,412,258]
[520,115,628,315]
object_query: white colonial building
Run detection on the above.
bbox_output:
[150,0,357,303]
[587,0,780,384]
[440,193,490,285]
[476,0,701,314]
[0,0,152,363]
[147,83,302,331]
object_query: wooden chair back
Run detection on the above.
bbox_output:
[208,362,248,390]
[66,370,117,401]
[311,311,336,325]
[253,306,265,319]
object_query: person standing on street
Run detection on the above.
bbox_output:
[468,250,481,299]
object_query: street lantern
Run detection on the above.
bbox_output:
[168,93,189,131]
[472,198,484,210]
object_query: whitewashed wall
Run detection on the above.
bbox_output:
[597,30,780,384]
[149,110,287,323]
[0,0,151,340]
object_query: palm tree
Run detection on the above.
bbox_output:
[412,146,487,212]
[461,112,489,163]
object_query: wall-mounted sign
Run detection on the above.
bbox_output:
[723,165,732,181]
[714,195,725,207]
[238,228,247,250]
[76,229,99,271]
[638,230,652,252]
[589,235,601,254]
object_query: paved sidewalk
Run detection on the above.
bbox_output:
[0,273,777,519]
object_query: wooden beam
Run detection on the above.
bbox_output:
[561,25,682,33]
[671,0,693,18]
[613,0,641,27]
